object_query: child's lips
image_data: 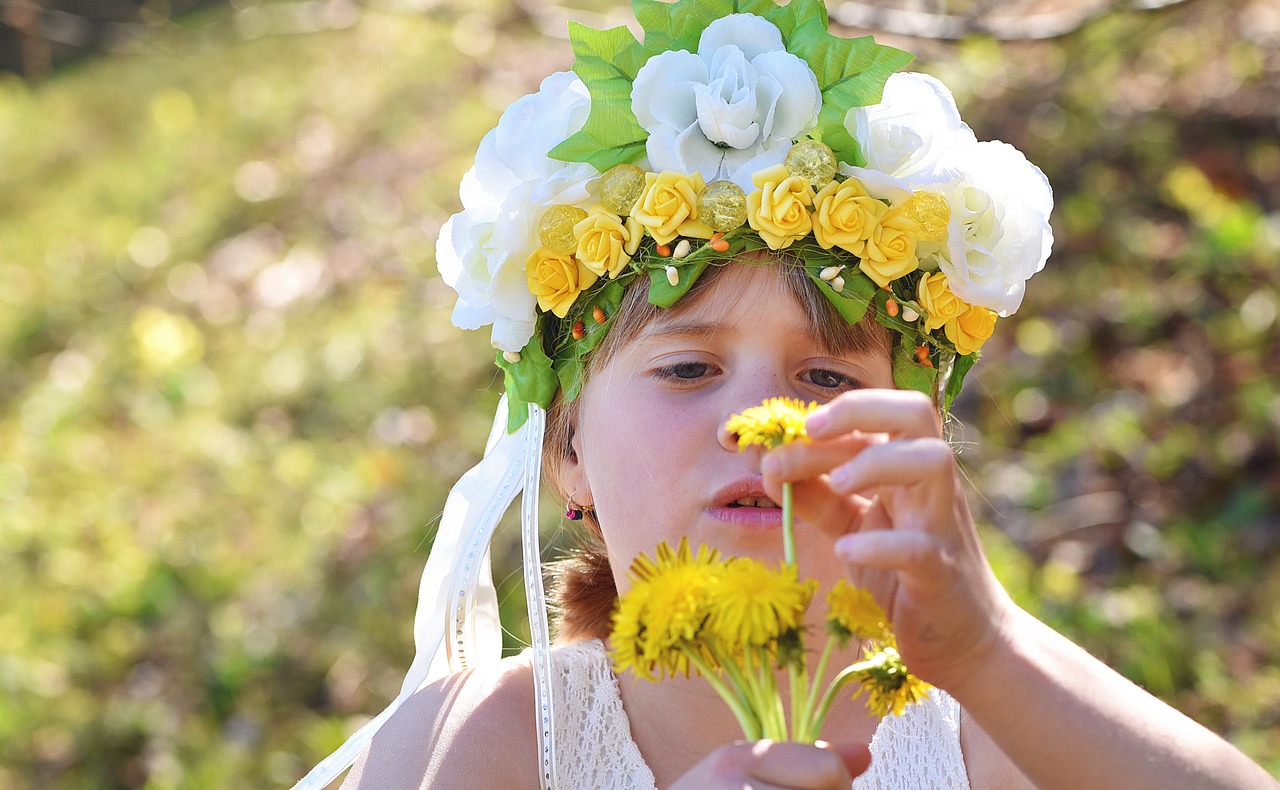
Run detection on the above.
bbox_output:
[706,503,784,529]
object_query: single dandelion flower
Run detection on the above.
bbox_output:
[725,397,819,451]
[826,579,894,646]
[708,556,816,648]
[612,539,724,680]
[849,646,931,718]
[610,579,654,680]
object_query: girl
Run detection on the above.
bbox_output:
[293,2,1278,787]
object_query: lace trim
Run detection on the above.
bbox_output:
[547,639,969,790]
[550,640,657,789]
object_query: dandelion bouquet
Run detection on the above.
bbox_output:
[610,398,929,742]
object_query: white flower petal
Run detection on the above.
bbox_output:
[750,50,820,139]
[632,50,706,130]
[838,165,915,204]
[698,13,785,61]
[722,136,791,189]
[848,71,977,183]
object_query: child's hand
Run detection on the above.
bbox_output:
[670,741,870,790]
[761,389,1018,692]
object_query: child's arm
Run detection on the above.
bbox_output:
[763,388,1277,790]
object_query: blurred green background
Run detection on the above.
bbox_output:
[1,0,1278,786]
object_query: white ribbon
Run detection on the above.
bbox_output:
[293,396,554,789]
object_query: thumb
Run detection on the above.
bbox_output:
[816,741,872,779]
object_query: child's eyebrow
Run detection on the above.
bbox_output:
[638,320,729,341]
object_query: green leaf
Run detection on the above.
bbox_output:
[557,354,584,402]
[763,0,828,40]
[892,343,938,395]
[497,337,557,433]
[809,266,876,325]
[576,279,627,356]
[648,259,711,307]
[789,17,914,167]
[944,350,975,411]
[551,23,650,171]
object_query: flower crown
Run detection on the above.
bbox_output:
[437,0,1054,431]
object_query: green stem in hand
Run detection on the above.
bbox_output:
[685,649,762,741]
[800,635,838,741]
[810,654,882,732]
[782,481,795,566]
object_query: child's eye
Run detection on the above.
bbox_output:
[804,368,861,391]
[654,361,713,381]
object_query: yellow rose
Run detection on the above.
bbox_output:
[633,171,714,245]
[916,272,964,332]
[812,177,887,255]
[526,248,599,318]
[858,207,919,288]
[746,164,815,250]
[574,208,642,279]
[944,304,998,355]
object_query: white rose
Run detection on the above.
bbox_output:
[631,14,821,188]
[438,71,599,351]
[934,141,1053,316]
[847,72,976,186]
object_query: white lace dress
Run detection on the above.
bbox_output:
[549,639,970,790]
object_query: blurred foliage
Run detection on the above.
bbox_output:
[0,0,1277,786]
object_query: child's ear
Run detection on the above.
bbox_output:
[559,425,594,508]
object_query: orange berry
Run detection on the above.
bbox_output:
[710,238,730,252]
[592,306,606,324]
[657,244,671,257]
[572,320,585,340]
[886,298,899,317]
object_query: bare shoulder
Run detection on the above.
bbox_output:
[341,655,538,790]
[960,713,1037,790]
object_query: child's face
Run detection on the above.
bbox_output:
[566,264,894,591]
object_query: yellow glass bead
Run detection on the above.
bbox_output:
[899,191,951,242]
[600,164,647,216]
[784,139,837,191]
[538,205,588,254]
[696,180,748,233]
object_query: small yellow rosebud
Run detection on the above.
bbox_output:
[665,265,680,287]
[832,275,845,293]
[902,306,920,322]
[673,239,691,259]
[819,265,844,282]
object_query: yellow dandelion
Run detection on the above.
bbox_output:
[611,539,723,680]
[826,580,894,646]
[610,579,654,679]
[724,397,819,451]
[850,646,931,718]
[707,556,816,648]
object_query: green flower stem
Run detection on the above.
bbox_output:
[714,645,763,730]
[762,652,787,741]
[800,635,838,742]
[782,481,795,566]
[685,649,762,741]
[789,662,806,742]
[810,655,883,734]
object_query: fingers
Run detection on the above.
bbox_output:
[834,529,955,598]
[825,439,955,501]
[763,432,882,484]
[735,740,867,788]
[806,389,941,441]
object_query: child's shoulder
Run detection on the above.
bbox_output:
[341,655,538,789]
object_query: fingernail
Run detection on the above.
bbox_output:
[828,465,851,491]
[835,535,864,562]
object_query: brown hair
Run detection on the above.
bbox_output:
[544,258,894,643]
